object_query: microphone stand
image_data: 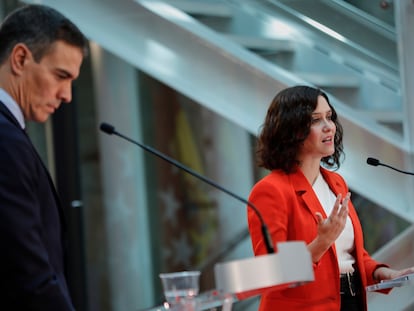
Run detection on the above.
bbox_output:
[100,122,275,254]
[100,122,315,302]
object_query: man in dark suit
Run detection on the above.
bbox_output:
[0,4,88,310]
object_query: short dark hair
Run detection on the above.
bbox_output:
[256,85,344,173]
[0,4,88,64]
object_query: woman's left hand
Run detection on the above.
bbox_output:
[374,266,414,281]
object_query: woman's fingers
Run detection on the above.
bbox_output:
[331,193,343,215]
[338,192,351,217]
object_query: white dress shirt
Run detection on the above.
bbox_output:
[0,88,25,129]
[313,172,356,274]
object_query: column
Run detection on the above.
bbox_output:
[90,43,154,310]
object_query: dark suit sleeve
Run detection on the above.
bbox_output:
[0,128,75,310]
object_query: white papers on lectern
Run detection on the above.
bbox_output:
[366,273,414,292]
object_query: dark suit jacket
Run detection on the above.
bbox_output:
[248,167,388,311]
[0,101,75,310]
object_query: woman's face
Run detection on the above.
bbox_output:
[298,95,336,162]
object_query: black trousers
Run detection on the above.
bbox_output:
[341,294,364,311]
[340,272,364,311]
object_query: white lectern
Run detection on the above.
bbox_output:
[215,241,314,300]
[146,241,314,311]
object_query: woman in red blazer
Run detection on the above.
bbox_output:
[247,85,414,311]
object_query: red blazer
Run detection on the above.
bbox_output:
[247,167,387,311]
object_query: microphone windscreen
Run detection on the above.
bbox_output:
[367,157,380,166]
[100,122,115,135]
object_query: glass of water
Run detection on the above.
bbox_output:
[159,271,201,309]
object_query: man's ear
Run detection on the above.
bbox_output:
[10,43,32,75]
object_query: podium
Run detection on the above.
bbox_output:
[145,241,314,311]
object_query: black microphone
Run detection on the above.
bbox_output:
[100,122,275,254]
[366,157,414,176]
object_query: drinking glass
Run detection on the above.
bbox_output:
[159,271,201,309]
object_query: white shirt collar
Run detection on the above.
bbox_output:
[0,88,26,129]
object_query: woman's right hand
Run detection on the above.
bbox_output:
[308,192,351,263]
[316,192,350,245]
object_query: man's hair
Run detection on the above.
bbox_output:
[0,4,88,64]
